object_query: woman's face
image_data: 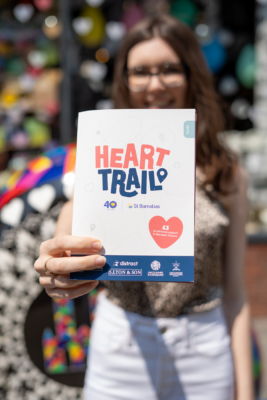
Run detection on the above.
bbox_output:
[127,37,188,109]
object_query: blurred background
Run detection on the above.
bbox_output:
[0,0,266,399]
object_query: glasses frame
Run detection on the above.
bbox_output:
[123,63,187,93]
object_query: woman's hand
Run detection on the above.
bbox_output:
[34,235,106,299]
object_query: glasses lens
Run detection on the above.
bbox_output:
[126,71,149,92]
[160,65,185,87]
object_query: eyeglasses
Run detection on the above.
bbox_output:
[123,63,186,92]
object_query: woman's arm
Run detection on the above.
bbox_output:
[54,199,73,236]
[222,168,254,400]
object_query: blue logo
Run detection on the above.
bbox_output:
[104,201,117,209]
[172,261,181,271]
[184,121,195,138]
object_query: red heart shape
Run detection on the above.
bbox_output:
[149,216,183,249]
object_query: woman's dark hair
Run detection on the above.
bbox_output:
[112,14,237,195]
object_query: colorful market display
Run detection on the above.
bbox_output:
[0,144,76,208]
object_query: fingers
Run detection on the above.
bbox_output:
[35,254,106,275]
[40,235,103,256]
[35,235,104,299]
[46,281,99,299]
[39,273,93,289]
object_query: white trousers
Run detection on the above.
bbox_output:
[84,292,235,400]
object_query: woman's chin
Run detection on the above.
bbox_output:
[147,103,174,109]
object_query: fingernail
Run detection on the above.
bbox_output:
[95,256,106,266]
[90,280,99,288]
[92,241,102,250]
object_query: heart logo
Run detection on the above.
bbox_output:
[159,134,165,141]
[174,162,181,169]
[27,184,56,213]
[0,198,24,226]
[149,216,183,249]
[96,130,101,135]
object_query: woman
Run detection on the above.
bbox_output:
[35,15,253,400]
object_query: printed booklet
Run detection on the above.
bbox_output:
[70,109,195,282]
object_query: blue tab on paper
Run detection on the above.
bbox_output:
[70,255,194,282]
[184,121,195,138]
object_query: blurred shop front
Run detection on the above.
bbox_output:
[0,0,266,399]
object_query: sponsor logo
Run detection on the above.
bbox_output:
[104,201,117,209]
[108,269,142,276]
[120,261,138,266]
[113,260,138,267]
[151,260,161,271]
[172,261,180,271]
[169,260,183,277]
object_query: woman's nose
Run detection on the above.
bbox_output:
[147,74,165,91]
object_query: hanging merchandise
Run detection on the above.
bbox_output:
[27,50,47,69]
[121,2,145,30]
[19,73,36,93]
[72,17,94,36]
[230,98,250,120]
[143,0,170,15]
[218,29,235,48]
[13,3,35,23]
[0,91,19,109]
[236,44,256,89]
[0,42,14,58]
[86,0,105,6]
[74,6,105,47]
[44,16,57,28]
[41,43,59,67]
[80,60,107,81]
[195,24,211,43]
[95,48,110,63]
[31,69,61,115]
[10,130,30,150]
[218,76,239,97]
[201,38,227,73]
[6,57,26,76]
[105,21,126,41]
[170,0,197,27]
[23,117,51,147]
[34,0,54,12]
[42,15,62,40]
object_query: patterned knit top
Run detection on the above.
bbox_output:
[105,173,230,318]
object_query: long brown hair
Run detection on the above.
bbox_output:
[112,14,237,195]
